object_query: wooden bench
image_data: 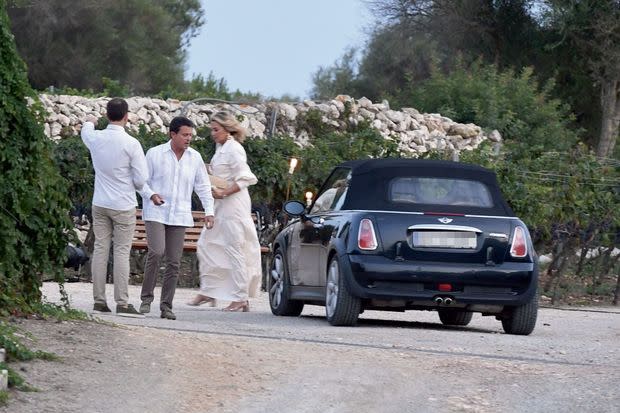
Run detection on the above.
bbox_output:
[132,209,269,253]
[132,210,205,252]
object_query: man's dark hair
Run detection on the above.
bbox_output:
[106,98,128,121]
[170,116,194,134]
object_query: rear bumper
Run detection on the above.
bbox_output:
[340,254,538,307]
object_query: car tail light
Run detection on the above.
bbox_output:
[510,226,527,258]
[438,283,452,292]
[358,218,378,250]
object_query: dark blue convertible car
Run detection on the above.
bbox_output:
[268,159,538,335]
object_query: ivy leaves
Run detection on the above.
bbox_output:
[0,5,73,314]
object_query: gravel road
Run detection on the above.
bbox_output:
[1,282,618,413]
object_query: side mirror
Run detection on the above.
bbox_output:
[283,200,306,217]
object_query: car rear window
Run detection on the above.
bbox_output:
[389,177,494,208]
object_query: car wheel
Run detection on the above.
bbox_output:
[501,293,538,335]
[325,256,361,326]
[438,309,474,326]
[268,249,304,316]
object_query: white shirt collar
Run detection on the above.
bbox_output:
[106,124,125,131]
[216,136,234,150]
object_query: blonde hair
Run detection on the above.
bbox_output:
[211,111,247,143]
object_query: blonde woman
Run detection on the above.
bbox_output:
[189,111,262,312]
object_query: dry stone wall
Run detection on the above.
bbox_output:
[38,94,501,155]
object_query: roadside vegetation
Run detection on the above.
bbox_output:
[0,0,618,403]
[2,1,618,309]
[311,0,619,303]
[0,300,90,406]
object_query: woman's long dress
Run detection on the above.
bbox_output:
[196,138,262,301]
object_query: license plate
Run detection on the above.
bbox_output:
[412,231,477,249]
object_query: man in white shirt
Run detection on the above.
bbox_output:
[81,98,147,317]
[138,116,215,320]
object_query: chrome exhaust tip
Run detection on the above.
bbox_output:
[444,297,453,305]
[434,297,444,305]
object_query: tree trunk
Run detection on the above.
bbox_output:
[575,246,588,277]
[614,269,620,306]
[596,78,620,158]
[544,236,579,304]
[605,252,620,305]
[590,247,608,297]
[544,237,570,291]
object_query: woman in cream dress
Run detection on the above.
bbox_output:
[189,111,262,312]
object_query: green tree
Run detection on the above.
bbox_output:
[0,1,73,313]
[367,0,543,68]
[158,72,262,102]
[357,23,440,102]
[7,0,204,94]
[311,48,362,100]
[314,0,612,154]
[408,61,580,153]
[541,0,620,158]
[312,1,549,102]
[310,22,442,102]
[462,143,620,304]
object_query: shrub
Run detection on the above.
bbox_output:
[405,61,581,154]
[0,5,73,313]
[52,136,94,216]
[461,143,620,302]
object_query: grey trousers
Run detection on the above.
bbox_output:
[91,205,136,306]
[140,221,186,310]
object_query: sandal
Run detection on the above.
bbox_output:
[222,301,249,312]
[187,294,217,307]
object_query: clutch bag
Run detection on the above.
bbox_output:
[208,174,229,189]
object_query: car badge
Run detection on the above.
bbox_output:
[438,217,453,224]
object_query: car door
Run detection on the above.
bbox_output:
[296,168,352,287]
[286,218,319,286]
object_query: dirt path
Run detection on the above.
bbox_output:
[1,283,619,413]
[2,319,273,413]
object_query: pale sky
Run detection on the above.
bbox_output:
[185,0,373,99]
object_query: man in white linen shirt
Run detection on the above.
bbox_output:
[81,98,147,317]
[138,116,215,320]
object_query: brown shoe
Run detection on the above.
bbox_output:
[116,304,144,318]
[93,302,111,313]
[160,308,176,320]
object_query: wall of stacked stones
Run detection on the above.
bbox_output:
[37,94,502,155]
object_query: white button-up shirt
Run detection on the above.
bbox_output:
[81,122,148,211]
[139,141,214,227]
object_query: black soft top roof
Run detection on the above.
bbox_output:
[336,158,515,216]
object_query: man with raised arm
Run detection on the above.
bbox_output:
[81,98,147,317]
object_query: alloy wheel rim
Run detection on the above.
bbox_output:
[326,260,339,318]
[270,254,285,308]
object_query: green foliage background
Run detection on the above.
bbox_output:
[313,0,619,158]
[405,62,581,154]
[0,3,73,314]
[6,0,204,95]
[1,0,617,308]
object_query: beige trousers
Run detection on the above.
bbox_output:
[91,205,136,306]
